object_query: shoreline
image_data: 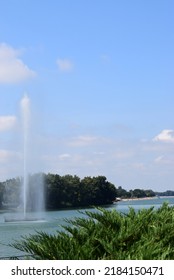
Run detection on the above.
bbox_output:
[121,196,157,202]
[118,196,174,202]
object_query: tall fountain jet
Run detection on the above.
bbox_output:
[4,94,45,222]
[20,94,30,218]
[20,94,45,219]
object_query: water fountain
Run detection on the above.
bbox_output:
[4,95,45,222]
[21,94,30,219]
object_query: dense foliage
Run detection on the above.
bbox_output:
[116,186,156,199]
[0,173,172,210]
[11,203,174,259]
[0,174,117,210]
[155,190,174,196]
[45,174,117,209]
[0,182,5,208]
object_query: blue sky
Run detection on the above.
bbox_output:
[0,0,173,191]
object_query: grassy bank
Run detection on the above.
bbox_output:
[11,202,174,259]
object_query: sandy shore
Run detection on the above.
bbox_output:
[120,196,157,202]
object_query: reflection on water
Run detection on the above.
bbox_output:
[0,197,174,258]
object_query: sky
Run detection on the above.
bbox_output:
[0,0,173,191]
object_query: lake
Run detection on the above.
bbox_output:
[0,196,174,258]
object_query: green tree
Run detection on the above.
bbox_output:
[132,189,146,198]
[61,175,81,207]
[45,174,63,209]
[3,177,21,207]
[80,176,117,206]
[0,182,5,208]
[144,189,156,197]
[116,186,131,198]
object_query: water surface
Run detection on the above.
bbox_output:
[0,197,174,258]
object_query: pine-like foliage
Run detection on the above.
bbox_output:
[11,203,174,259]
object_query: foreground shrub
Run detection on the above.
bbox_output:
[11,203,174,259]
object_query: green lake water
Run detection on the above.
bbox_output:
[0,196,174,258]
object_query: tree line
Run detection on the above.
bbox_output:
[116,186,174,199]
[45,174,117,209]
[115,186,156,199]
[0,173,173,210]
[0,173,117,210]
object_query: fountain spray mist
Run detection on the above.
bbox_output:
[20,94,30,218]
[4,95,45,222]
[20,94,45,219]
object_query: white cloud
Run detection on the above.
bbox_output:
[68,135,98,147]
[93,151,105,155]
[56,58,73,72]
[153,129,174,143]
[154,155,174,166]
[0,43,36,83]
[59,153,71,160]
[0,116,17,132]
[112,150,134,159]
[154,155,164,163]
[0,150,10,162]
[0,149,20,163]
[131,162,146,170]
